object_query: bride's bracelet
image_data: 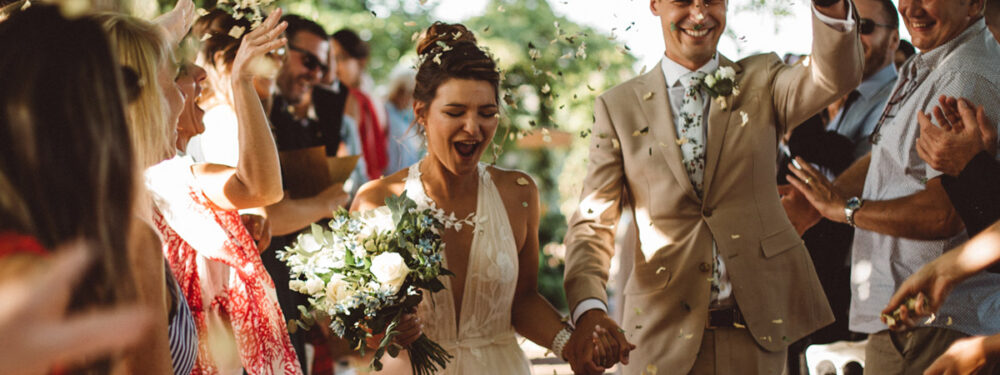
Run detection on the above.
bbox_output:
[552,325,574,361]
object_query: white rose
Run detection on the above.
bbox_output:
[703,73,717,87]
[717,66,736,80]
[359,206,395,239]
[298,233,322,253]
[369,253,411,293]
[325,275,353,303]
[289,280,306,293]
[305,278,325,295]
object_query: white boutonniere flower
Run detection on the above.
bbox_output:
[702,66,740,111]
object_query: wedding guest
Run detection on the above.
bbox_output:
[333,28,388,180]
[383,68,424,175]
[561,0,862,373]
[787,0,1000,371]
[351,22,616,374]
[894,39,916,68]
[100,10,303,374]
[319,31,369,196]
[0,5,150,372]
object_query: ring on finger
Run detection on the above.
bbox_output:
[804,177,812,185]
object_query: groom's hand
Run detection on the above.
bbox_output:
[567,310,635,374]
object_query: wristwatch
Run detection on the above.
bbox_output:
[844,197,864,227]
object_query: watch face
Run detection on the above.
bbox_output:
[847,197,862,210]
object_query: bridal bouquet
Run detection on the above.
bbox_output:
[277,193,453,375]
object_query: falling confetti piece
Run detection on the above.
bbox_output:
[740,111,750,127]
[639,64,648,75]
[676,137,688,145]
[772,319,783,324]
[516,177,529,186]
[612,139,620,149]
[734,322,747,329]
[947,316,953,325]
[731,234,741,239]
[647,364,658,374]
[656,266,667,274]
[228,25,246,39]
[433,54,442,65]
[404,21,417,26]
[521,202,528,207]
[644,92,654,101]
[925,313,937,324]
[196,8,209,16]
[541,84,551,94]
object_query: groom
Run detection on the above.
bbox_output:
[562,0,862,373]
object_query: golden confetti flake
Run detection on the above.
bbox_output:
[656,266,667,274]
[611,139,620,149]
[433,54,442,65]
[925,313,937,324]
[947,316,953,326]
[731,234,741,239]
[740,111,749,127]
[196,8,209,16]
[541,83,551,94]
[772,319,783,324]
[639,64,648,75]
[404,21,417,27]
[228,25,246,39]
[646,364,659,375]
[733,322,747,329]
[676,137,688,145]
[643,92,654,101]
[516,177,530,186]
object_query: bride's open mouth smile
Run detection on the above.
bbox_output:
[454,140,480,158]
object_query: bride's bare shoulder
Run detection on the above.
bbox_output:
[485,165,539,211]
[351,168,409,211]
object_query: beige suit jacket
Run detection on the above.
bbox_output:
[563,13,863,374]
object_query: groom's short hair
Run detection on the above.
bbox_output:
[873,0,900,27]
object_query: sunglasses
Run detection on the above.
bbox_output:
[287,45,329,74]
[859,18,895,35]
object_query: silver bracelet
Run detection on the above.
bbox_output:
[552,325,574,361]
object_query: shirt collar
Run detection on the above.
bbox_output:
[857,64,897,99]
[660,54,720,89]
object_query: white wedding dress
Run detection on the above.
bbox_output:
[362,162,531,374]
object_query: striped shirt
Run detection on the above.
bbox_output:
[166,262,198,375]
[850,19,1000,336]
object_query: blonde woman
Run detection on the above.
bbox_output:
[99,9,302,374]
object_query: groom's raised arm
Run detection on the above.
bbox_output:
[771,0,863,134]
[563,95,628,318]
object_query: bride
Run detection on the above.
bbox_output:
[350,22,611,374]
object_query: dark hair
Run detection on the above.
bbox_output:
[331,28,370,60]
[193,8,252,69]
[413,22,499,113]
[0,4,136,371]
[898,39,916,58]
[875,0,900,28]
[282,13,327,44]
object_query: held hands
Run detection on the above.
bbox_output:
[786,157,848,224]
[231,9,288,84]
[916,96,997,176]
[565,310,636,374]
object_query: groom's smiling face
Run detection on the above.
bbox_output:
[651,0,727,70]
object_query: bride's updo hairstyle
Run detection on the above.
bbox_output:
[413,22,500,114]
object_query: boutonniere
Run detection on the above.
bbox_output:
[702,66,741,111]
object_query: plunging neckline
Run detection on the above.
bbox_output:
[409,161,483,334]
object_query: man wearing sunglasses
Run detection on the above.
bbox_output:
[787,0,1000,372]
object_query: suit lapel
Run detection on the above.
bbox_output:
[635,67,701,203]
[702,56,743,198]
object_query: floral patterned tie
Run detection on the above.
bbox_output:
[678,71,724,301]
[678,71,708,197]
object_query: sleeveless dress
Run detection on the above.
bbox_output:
[365,162,532,374]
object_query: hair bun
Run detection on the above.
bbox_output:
[416,22,476,56]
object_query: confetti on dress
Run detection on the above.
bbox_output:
[516,177,529,186]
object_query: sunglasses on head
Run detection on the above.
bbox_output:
[287,45,329,73]
[859,18,895,35]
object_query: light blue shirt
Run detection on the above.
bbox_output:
[827,64,897,159]
[384,102,424,175]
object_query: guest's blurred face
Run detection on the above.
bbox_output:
[856,0,900,78]
[332,39,363,89]
[159,58,184,156]
[277,30,328,104]
[651,0,727,70]
[415,79,498,176]
[899,0,983,51]
[175,62,207,152]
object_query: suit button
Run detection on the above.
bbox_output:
[699,262,711,272]
[702,208,713,217]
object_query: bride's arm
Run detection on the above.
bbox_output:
[509,175,567,354]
